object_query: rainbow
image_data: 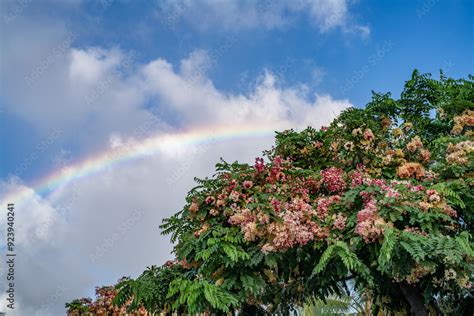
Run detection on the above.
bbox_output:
[1,124,278,205]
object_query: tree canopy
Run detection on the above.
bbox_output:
[67,71,474,315]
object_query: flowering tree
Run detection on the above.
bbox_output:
[70,71,474,315]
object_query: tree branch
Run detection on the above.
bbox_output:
[399,283,427,316]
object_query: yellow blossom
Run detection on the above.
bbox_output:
[403,122,413,131]
[393,128,403,137]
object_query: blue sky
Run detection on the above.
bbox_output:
[0,0,473,314]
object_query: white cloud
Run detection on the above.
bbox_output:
[303,0,348,30]
[69,48,124,83]
[141,51,351,129]
[179,49,212,78]
[155,0,369,36]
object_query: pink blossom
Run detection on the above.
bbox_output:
[426,189,441,203]
[255,157,265,173]
[228,208,255,226]
[271,198,281,213]
[363,128,374,141]
[355,199,385,242]
[242,222,258,241]
[243,180,253,189]
[443,205,458,218]
[356,199,377,223]
[420,149,431,162]
[409,184,425,192]
[313,141,323,148]
[273,156,283,168]
[227,179,237,192]
[205,196,215,205]
[189,202,199,213]
[257,198,319,252]
[366,178,399,199]
[267,156,285,183]
[321,167,346,193]
[316,195,340,220]
[312,225,330,239]
[351,169,365,188]
[229,190,240,202]
[194,223,209,238]
[333,213,347,230]
[385,189,399,199]
[257,212,270,224]
[216,198,225,208]
[305,177,321,194]
[359,191,373,203]
[261,243,275,253]
[419,201,431,211]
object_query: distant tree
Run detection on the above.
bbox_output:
[65,282,149,315]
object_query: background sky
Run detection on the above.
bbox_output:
[0,0,473,314]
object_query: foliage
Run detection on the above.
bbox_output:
[65,298,91,315]
[65,282,149,315]
[70,71,474,315]
[303,290,367,316]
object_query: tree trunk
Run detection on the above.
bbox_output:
[399,283,427,316]
[240,304,267,316]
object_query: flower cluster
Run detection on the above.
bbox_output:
[264,198,318,251]
[405,264,434,284]
[316,195,340,220]
[406,136,423,152]
[320,167,346,193]
[192,150,459,252]
[355,198,386,242]
[255,157,265,173]
[366,178,399,199]
[228,208,258,241]
[451,110,474,135]
[350,166,366,188]
[397,162,425,179]
[332,213,347,230]
[352,127,375,148]
[446,141,474,165]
